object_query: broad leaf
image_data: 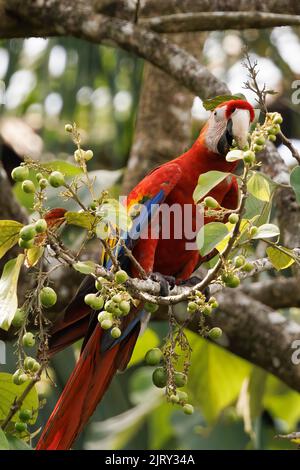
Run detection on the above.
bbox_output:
[25,246,44,268]
[252,223,280,239]
[6,435,32,450]
[266,246,295,270]
[226,149,244,162]
[193,171,230,203]
[0,254,25,331]
[0,220,23,260]
[264,375,300,430]
[128,328,159,368]
[0,372,38,424]
[203,94,245,111]
[187,332,250,422]
[40,160,82,176]
[73,260,96,275]
[290,166,300,205]
[197,222,229,256]
[0,428,9,450]
[247,173,270,202]
[65,211,97,230]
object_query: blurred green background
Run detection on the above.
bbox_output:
[1,30,300,450]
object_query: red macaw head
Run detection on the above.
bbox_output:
[203,99,255,156]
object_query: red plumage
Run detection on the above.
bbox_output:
[36,99,253,450]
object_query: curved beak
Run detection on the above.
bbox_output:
[231,109,251,149]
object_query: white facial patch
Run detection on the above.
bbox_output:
[231,109,250,149]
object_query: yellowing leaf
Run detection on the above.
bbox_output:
[187,332,250,422]
[266,246,295,271]
[73,260,96,275]
[0,220,23,259]
[247,173,270,202]
[0,372,38,424]
[0,254,24,331]
[65,211,97,230]
[193,171,230,203]
[25,246,44,268]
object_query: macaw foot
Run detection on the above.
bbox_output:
[150,272,176,297]
[178,276,210,302]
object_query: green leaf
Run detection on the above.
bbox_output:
[0,372,39,424]
[244,194,271,224]
[128,328,159,368]
[263,375,300,430]
[0,220,23,260]
[40,160,82,177]
[0,254,25,331]
[266,246,295,270]
[0,428,9,450]
[290,166,300,205]
[6,434,32,450]
[193,171,230,203]
[187,332,250,422]
[202,94,246,111]
[73,260,96,275]
[252,223,280,239]
[197,222,229,256]
[247,173,271,202]
[65,211,97,230]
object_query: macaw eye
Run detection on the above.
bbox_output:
[213,107,226,122]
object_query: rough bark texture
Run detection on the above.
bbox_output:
[122,32,205,193]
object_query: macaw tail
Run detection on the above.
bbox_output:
[36,323,140,450]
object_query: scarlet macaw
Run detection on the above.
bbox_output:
[36,99,254,450]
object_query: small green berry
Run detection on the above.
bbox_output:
[177,391,188,403]
[15,422,27,433]
[234,255,245,268]
[208,327,222,340]
[11,308,26,328]
[84,293,104,310]
[111,327,121,339]
[22,180,35,194]
[31,361,40,373]
[24,357,36,371]
[20,224,37,243]
[119,300,131,315]
[101,319,113,330]
[204,196,219,209]
[19,409,32,422]
[11,166,29,182]
[222,273,240,288]
[255,136,265,146]
[35,219,47,233]
[39,178,48,189]
[18,238,34,249]
[202,305,212,316]
[183,404,194,415]
[114,270,128,284]
[40,287,57,308]
[145,348,163,366]
[187,301,198,313]
[243,150,256,164]
[65,123,73,133]
[273,114,283,125]
[242,262,254,272]
[22,332,35,348]
[268,134,277,142]
[152,367,167,388]
[90,201,98,211]
[169,394,180,404]
[174,371,187,388]
[12,369,22,385]
[144,302,159,313]
[74,149,85,162]
[36,172,44,182]
[253,144,263,153]
[249,226,258,237]
[49,171,65,188]
[228,213,239,225]
[84,150,94,161]
[112,294,123,304]
[97,311,112,323]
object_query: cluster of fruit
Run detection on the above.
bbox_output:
[17,219,47,249]
[14,408,33,434]
[221,255,254,289]
[11,163,66,193]
[145,348,194,415]
[12,356,40,385]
